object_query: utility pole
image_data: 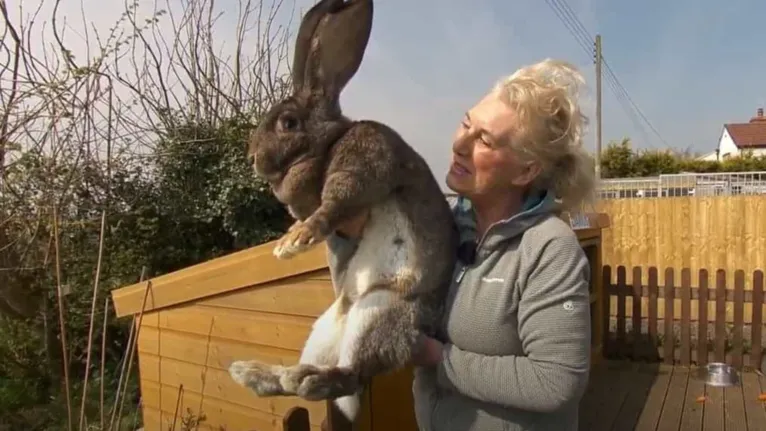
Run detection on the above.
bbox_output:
[594,34,602,181]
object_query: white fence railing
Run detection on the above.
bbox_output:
[597,171,766,199]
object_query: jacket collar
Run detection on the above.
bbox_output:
[453,188,560,253]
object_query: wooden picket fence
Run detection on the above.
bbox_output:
[602,265,766,370]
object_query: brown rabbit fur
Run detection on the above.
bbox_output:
[228,0,458,421]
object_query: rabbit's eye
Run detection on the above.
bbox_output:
[278,114,299,132]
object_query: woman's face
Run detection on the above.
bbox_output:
[446,90,540,201]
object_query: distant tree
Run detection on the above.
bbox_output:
[631,150,679,177]
[598,138,766,178]
[600,138,635,178]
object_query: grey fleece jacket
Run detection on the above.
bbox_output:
[326,189,592,431]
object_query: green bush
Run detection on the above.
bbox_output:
[599,138,766,178]
[0,118,290,429]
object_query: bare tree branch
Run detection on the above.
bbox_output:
[0,0,295,341]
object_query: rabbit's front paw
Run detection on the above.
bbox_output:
[296,366,359,401]
[273,220,319,259]
[229,360,287,397]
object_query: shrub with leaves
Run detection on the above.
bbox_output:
[599,138,766,178]
[0,118,290,429]
[146,118,291,275]
[0,0,295,427]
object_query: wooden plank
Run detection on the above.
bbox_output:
[680,269,692,366]
[137,353,327,425]
[634,363,672,431]
[588,362,635,431]
[714,270,727,363]
[143,304,314,351]
[366,367,418,431]
[698,270,710,366]
[137,325,301,372]
[723,380,747,431]
[310,272,332,281]
[679,366,705,431]
[616,266,627,358]
[664,268,676,365]
[325,401,353,431]
[355,386,374,431]
[111,240,330,317]
[656,365,688,429]
[632,267,643,360]
[751,271,764,371]
[575,228,603,241]
[648,268,660,361]
[141,407,167,431]
[703,385,725,431]
[602,265,613,358]
[610,362,656,430]
[742,372,766,431]
[590,237,605,366]
[199,277,335,319]
[578,361,618,430]
[732,270,745,369]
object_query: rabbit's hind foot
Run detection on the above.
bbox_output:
[229,360,334,398]
[273,220,320,259]
[293,365,360,401]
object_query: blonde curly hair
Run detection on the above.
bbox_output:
[492,58,596,212]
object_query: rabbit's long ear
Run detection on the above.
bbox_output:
[292,0,373,103]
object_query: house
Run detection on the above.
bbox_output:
[711,108,766,160]
[696,150,720,162]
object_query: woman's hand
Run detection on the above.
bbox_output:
[412,333,445,367]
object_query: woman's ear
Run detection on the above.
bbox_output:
[511,161,542,187]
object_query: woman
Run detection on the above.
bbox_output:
[334,58,595,430]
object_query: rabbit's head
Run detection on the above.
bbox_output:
[247,0,373,192]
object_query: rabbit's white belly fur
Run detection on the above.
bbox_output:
[295,200,418,421]
[345,199,417,296]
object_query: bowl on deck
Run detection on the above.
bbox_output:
[697,362,739,387]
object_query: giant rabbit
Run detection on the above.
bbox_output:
[228,0,458,421]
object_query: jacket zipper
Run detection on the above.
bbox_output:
[456,265,467,283]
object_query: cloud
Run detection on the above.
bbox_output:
[6,0,766,187]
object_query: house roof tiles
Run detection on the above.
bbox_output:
[725,108,766,148]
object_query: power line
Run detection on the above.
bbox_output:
[545,0,669,149]
[601,66,654,146]
[544,0,648,143]
[544,0,592,57]
[601,59,670,147]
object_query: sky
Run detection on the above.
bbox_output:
[6,0,766,188]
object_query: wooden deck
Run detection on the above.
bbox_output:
[578,361,766,430]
